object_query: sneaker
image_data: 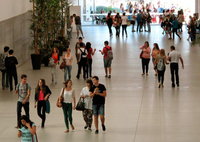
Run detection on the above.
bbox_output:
[177,84,179,87]
[88,127,92,131]
[84,126,88,129]
[95,130,99,134]
[172,84,175,88]
[102,124,106,131]
[108,75,111,78]
[52,78,54,83]
[105,75,108,77]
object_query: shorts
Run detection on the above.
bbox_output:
[166,27,172,32]
[104,58,112,68]
[92,104,105,116]
[76,25,82,31]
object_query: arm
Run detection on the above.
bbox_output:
[22,90,31,104]
[44,86,51,101]
[140,45,144,49]
[92,49,96,55]
[27,125,36,135]
[180,57,184,69]
[167,56,170,61]
[69,56,73,65]
[72,90,76,110]
[76,53,80,63]
[89,91,95,98]
[18,131,22,138]
[96,90,107,97]
[15,57,18,65]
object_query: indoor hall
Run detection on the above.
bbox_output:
[1,25,200,142]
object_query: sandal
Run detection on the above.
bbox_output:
[65,130,69,133]
[71,125,75,130]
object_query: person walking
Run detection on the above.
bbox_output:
[50,47,60,84]
[151,43,160,76]
[63,48,73,81]
[18,115,37,142]
[75,37,85,60]
[146,10,152,32]
[58,80,76,133]
[121,13,128,37]
[140,41,151,75]
[167,46,184,87]
[172,17,181,40]
[15,74,31,127]
[114,13,121,38]
[73,14,84,38]
[68,16,74,39]
[5,49,18,91]
[34,79,52,128]
[154,49,167,88]
[136,10,142,32]
[85,42,96,78]
[99,41,112,78]
[76,42,88,79]
[89,76,107,134]
[0,46,9,90]
[131,10,137,32]
[80,79,93,131]
[106,13,113,37]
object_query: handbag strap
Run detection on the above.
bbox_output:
[61,88,65,97]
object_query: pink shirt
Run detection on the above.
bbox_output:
[38,90,44,101]
[140,46,151,59]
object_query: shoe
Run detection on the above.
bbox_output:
[84,125,88,129]
[179,37,181,40]
[105,75,108,77]
[10,89,13,91]
[88,127,92,131]
[158,83,161,88]
[108,75,111,78]
[95,130,99,134]
[146,73,148,76]
[65,129,69,133]
[161,84,164,88]
[71,125,75,130]
[102,124,106,131]
[141,73,145,76]
[41,126,44,128]
[168,38,172,40]
[177,84,179,87]
[172,84,175,88]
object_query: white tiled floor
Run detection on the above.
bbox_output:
[1,25,200,142]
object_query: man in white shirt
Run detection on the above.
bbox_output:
[167,46,184,87]
[76,42,88,79]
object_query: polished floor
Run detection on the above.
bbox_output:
[1,25,200,142]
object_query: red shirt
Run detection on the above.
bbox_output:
[38,90,44,101]
[103,46,112,59]
[52,53,58,63]
[88,48,93,59]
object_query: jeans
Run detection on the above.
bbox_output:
[115,26,120,37]
[1,69,9,88]
[64,65,72,81]
[8,70,18,91]
[122,25,127,36]
[141,58,150,73]
[170,63,179,86]
[147,22,151,32]
[137,22,142,32]
[92,104,105,116]
[107,25,112,36]
[17,101,30,123]
[77,61,87,79]
[62,103,73,129]
[37,101,46,127]
[51,64,58,83]
[86,59,92,78]
[68,27,73,38]
[132,21,135,31]
[172,28,180,39]
[158,67,166,84]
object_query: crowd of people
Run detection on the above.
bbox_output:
[0,12,187,142]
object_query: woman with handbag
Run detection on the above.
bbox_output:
[58,80,76,133]
[34,79,51,128]
[50,47,60,84]
[140,41,151,75]
[80,79,93,131]
[18,115,38,142]
[63,48,73,81]
[151,43,160,76]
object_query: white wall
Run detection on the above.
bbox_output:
[0,0,32,22]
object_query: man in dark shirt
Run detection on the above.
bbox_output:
[73,14,84,38]
[5,49,18,91]
[89,76,107,134]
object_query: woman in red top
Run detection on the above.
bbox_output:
[51,47,60,84]
[34,79,51,128]
[86,42,96,78]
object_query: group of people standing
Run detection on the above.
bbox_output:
[140,41,184,88]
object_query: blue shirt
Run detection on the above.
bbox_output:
[172,20,179,29]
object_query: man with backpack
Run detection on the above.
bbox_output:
[76,42,88,79]
[15,74,31,127]
[99,41,113,78]
[5,49,18,91]
[0,46,9,90]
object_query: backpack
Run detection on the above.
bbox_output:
[105,47,113,61]
[157,55,164,71]
[80,49,87,62]
[0,53,6,71]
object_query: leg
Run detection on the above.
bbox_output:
[41,101,46,127]
[94,115,98,130]
[64,67,68,81]
[122,25,125,36]
[2,70,6,89]
[37,101,43,120]
[80,30,84,37]
[67,103,73,126]
[23,102,30,119]
[13,71,18,89]
[82,63,86,79]
[170,64,175,86]
[175,63,179,85]
[68,65,72,80]
[104,68,108,76]
[157,71,161,83]
[172,28,175,39]
[17,101,23,123]
[141,58,145,74]
[82,109,88,126]
[6,71,9,87]
[9,72,13,91]
[76,62,82,78]
[125,25,127,36]
[62,103,69,130]
[51,67,54,82]
[87,109,93,128]
[161,67,166,85]
[54,65,58,83]
[109,67,111,75]
[175,28,180,38]
[146,59,150,74]
[104,59,108,76]
[89,59,92,77]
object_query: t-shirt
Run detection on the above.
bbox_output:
[169,50,181,63]
[60,88,75,103]
[18,124,36,142]
[89,83,106,105]
[87,48,93,59]
[38,90,44,101]
[52,53,59,63]
[16,83,32,102]
[5,56,18,71]
[103,46,112,59]
[121,16,128,25]
[80,87,92,109]
[64,54,73,65]
[75,16,81,25]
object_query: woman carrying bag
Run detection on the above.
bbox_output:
[34,79,51,128]
[58,80,76,133]
[80,79,93,131]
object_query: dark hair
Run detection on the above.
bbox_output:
[64,80,72,87]
[21,74,27,79]
[73,14,76,16]
[123,12,125,16]
[79,37,82,40]
[9,49,14,55]
[86,42,91,52]
[171,46,175,50]
[18,115,34,129]
[145,41,149,47]
[4,46,9,52]
[153,43,160,50]
[36,79,46,94]
[79,42,85,47]
[86,79,93,88]
[107,13,111,17]
[104,41,109,45]
[52,47,59,54]
[92,76,99,81]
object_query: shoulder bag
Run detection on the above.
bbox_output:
[60,59,67,69]
[140,50,143,59]
[56,88,64,108]
[76,97,85,111]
